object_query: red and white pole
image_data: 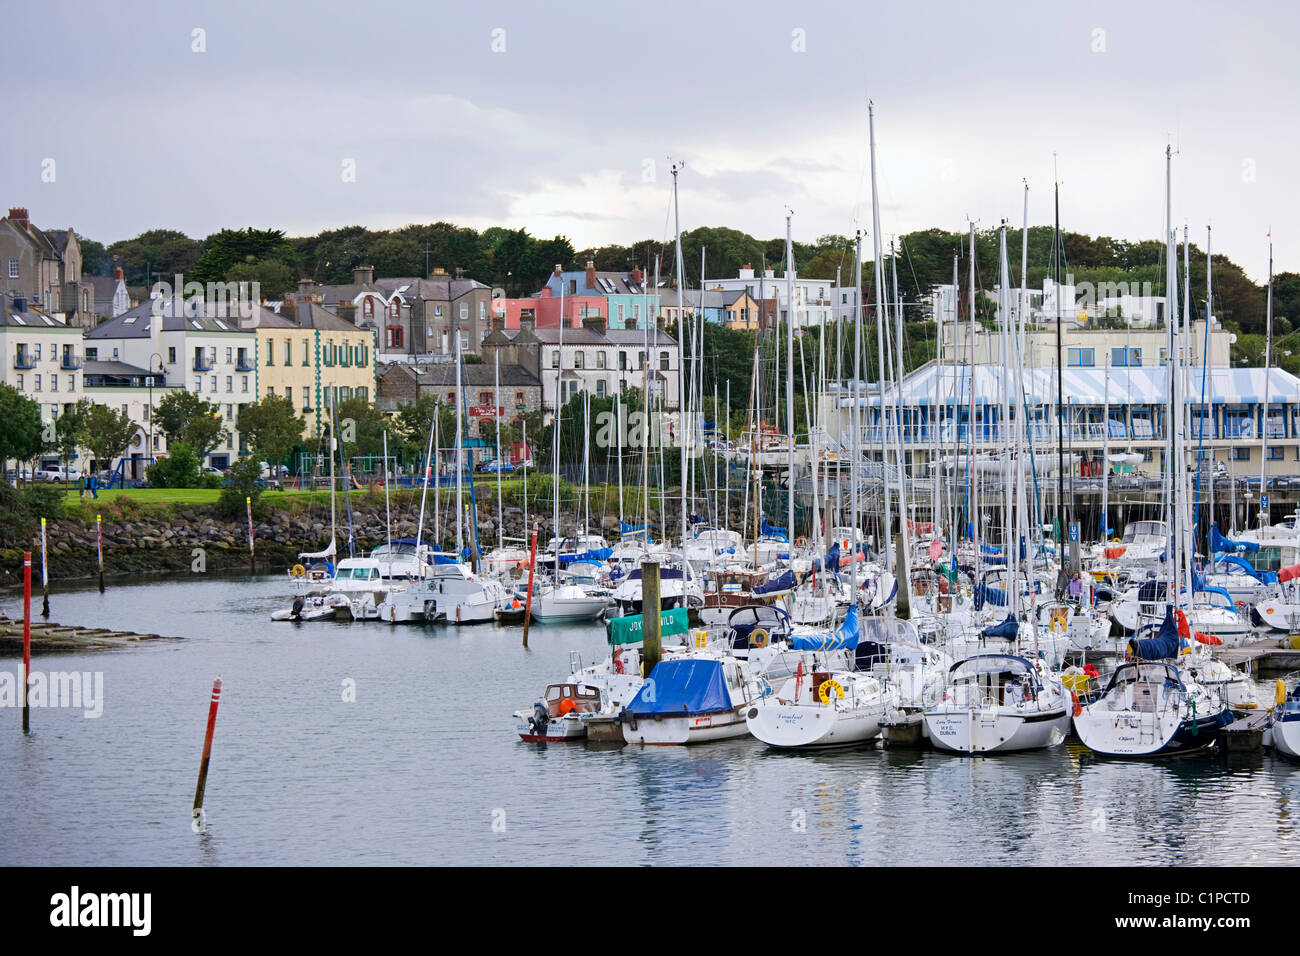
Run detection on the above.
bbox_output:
[22,551,31,734]
[192,676,223,832]
[522,524,539,648]
[246,495,255,573]
[40,517,49,618]
[96,513,104,593]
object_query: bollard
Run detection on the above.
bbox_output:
[522,524,539,648]
[22,552,31,734]
[192,676,223,832]
[40,518,49,618]
[96,513,104,593]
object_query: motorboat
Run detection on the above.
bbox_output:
[620,651,770,745]
[924,653,1072,754]
[1073,659,1231,756]
[746,664,895,749]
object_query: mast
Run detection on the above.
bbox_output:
[786,210,796,545]
[553,258,566,560]
[890,240,911,592]
[1204,225,1214,555]
[851,229,863,596]
[383,430,392,557]
[868,102,891,567]
[673,162,688,554]
[495,351,503,553]
[1260,235,1274,529]
[1054,173,1065,577]
[454,315,464,561]
[1163,144,1179,602]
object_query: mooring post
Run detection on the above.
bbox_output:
[642,560,662,674]
[522,524,539,648]
[192,676,223,832]
[96,513,104,593]
[39,517,49,618]
[246,496,255,574]
[22,551,31,734]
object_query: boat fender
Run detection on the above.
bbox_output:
[818,679,844,705]
[750,627,770,649]
[1278,679,1288,708]
[795,536,808,550]
[1071,690,1082,717]
[291,564,306,578]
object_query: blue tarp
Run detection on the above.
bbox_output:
[1131,607,1181,660]
[760,518,789,542]
[626,658,732,716]
[981,613,1019,639]
[973,583,1008,610]
[559,547,613,565]
[791,605,859,651]
[1211,523,1259,554]
[620,520,650,538]
[754,570,796,594]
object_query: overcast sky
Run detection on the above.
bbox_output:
[4,0,1295,282]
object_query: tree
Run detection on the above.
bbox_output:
[54,399,93,480]
[148,441,200,488]
[395,395,456,462]
[238,394,303,467]
[191,227,298,286]
[83,403,140,471]
[155,390,227,459]
[105,229,204,286]
[218,455,266,518]
[333,397,388,466]
[226,259,297,300]
[0,384,45,480]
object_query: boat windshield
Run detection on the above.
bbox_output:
[1108,662,1180,690]
[1123,521,1166,543]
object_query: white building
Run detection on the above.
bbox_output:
[705,266,836,329]
[2,291,86,430]
[84,296,258,468]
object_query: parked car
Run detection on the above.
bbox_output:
[477,459,515,474]
[35,467,79,482]
[260,462,290,479]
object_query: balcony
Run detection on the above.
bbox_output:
[235,358,255,372]
[14,354,36,370]
[193,356,213,372]
[60,354,82,370]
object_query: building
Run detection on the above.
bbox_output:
[658,288,763,328]
[313,266,494,363]
[1,291,86,430]
[375,361,543,439]
[81,360,182,479]
[704,265,834,329]
[246,291,377,438]
[482,317,680,411]
[0,207,95,329]
[88,268,131,320]
[84,296,258,468]
[541,262,657,331]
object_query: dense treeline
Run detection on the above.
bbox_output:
[78,221,1297,369]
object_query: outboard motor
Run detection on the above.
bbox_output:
[528,699,549,737]
[290,595,305,620]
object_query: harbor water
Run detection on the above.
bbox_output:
[2,573,1299,866]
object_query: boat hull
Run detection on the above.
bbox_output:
[925,707,1070,754]
[620,707,752,745]
[746,702,883,748]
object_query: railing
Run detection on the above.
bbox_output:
[235,359,255,372]
[193,357,213,371]
[60,355,82,370]
[14,355,36,370]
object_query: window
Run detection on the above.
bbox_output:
[574,351,585,369]
[1067,348,1094,367]
[7,258,17,279]
[596,379,606,398]
[638,352,645,370]
[616,304,624,324]
[390,300,400,318]
[302,390,310,411]
[633,304,641,324]
[619,351,627,370]
[303,341,309,366]
[446,391,456,406]
[267,386,275,397]
[225,347,233,364]
[1269,447,1283,460]
[51,375,58,392]
[552,350,560,369]
[195,378,202,393]
[1159,348,1169,365]
[210,375,217,393]
[515,390,525,408]
[266,341,274,365]
[569,280,577,295]
[363,299,374,319]
[460,303,469,320]
[479,391,493,406]
[34,374,41,391]
[34,344,42,361]
[1111,347,1141,367]
[86,347,98,361]
[226,376,233,392]
[285,386,292,403]
[15,374,21,389]
[1234,447,1251,461]
[597,351,606,369]
[479,302,486,319]
[241,376,248,393]
[168,347,176,364]
[660,351,670,370]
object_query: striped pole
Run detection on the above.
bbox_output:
[96,513,104,593]
[246,496,255,574]
[22,552,31,734]
[39,517,49,618]
[192,676,223,832]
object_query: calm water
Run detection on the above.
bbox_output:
[2,574,1300,866]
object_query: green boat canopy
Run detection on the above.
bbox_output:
[606,608,691,646]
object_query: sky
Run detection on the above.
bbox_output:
[3,0,1296,283]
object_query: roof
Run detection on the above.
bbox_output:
[849,362,1300,407]
[604,327,678,347]
[0,296,71,329]
[548,270,649,297]
[86,297,257,338]
[314,275,490,308]
[380,362,541,389]
[87,275,123,300]
[277,298,367,333]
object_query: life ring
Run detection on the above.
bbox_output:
[818,679,844,705]
[795,536,808,550]
[291,564,306,578]
[750,626,770,649]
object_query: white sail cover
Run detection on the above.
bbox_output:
[298,539,337,560]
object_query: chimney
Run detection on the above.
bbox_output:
[7,207,30,231]
[297,278,316,296]
[585,260,596,290]
[520,316,535,335]
[336,300,357,324]
[113,266,124,280]
[353,265,374,286]
[491,316,505,333]
[553,263,563,278]
[631,265,643,285]
[739,264,754,280]
[582,315,607,335]
[430,266,449,277]
[281,299,300,325]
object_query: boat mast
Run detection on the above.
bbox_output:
[890,240,911,592]
[1259,235,1273,530]
[1204,225,1214,554]
[495,351,503,553]
[851,229,863,597]
[673,162,688,556]
[383,430,392,557]
[786,210,796,545]
[455,316,464,561]
[868,102,891,567]
[554,259,565,563]
[1054,172,1065,582]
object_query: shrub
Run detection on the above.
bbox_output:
[217,456,265,519]
[18,483,64,521]
[148,442,201,488]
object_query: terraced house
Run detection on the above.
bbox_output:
[0,206,96,330]
[2,291,85,424]
[249,290,375,438]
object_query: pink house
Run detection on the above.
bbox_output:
[491,287,607,330]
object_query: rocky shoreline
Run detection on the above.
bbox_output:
[0,493,760,586]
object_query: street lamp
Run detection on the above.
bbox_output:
[148,352,163,464]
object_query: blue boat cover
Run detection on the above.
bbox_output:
[760,517,789,542]
[981,613,1020,639]
[792,605,859,651]
[1130,606,1181,660]
[620,520,650,538]
[754,570,796,594]
[973,583,1008,610]
[1211,523,1259,554]
[1216,554,1277,584]
[559,547,613,565]
[824,541,841,570]
[981,544,1004,556]
[626,658,732,716]
[983,555,1007,566]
